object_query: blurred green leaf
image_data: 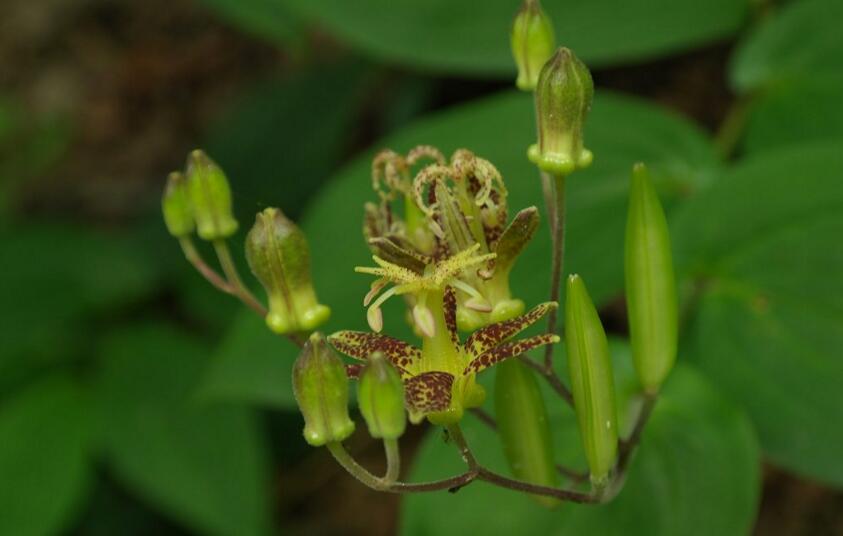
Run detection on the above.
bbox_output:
[97,325,272,536]
[0,376,92,536]
[742,79,843,153]
[402,359,759,535]
[729,0,843,154]
[730,0,843,93]
[199,310,299,408]
[0,225,158,390]
[199,0,300,45]
[302,90,718,341]
[281,0,746,74]
[204,61,371,222]
[673,142,843,487]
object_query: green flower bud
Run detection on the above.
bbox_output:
[625,163,677,393]
[528,47,594,175]
[510,0,555,91]
[494,358,559,508]
[293,333,355,447]
[185,149,238,240]
[565,274,618,488]
[245,207,330,334]
[162,171,194,237]
[357,352,406,440]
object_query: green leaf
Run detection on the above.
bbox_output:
[281,0,746,74]
[199,0,300,45]
[204,61,371,222]
[0,376,92,536]
[97,325,272,536]
[673,142,843,487]
[729,0,843,153]
[402,358,759,535]
[199,310,299,408]
[302,90,719,340]
[730,0,843,93]
[0,224,158,389]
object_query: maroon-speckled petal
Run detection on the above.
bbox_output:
[463,302,557,357]
[443,285,460,347]
[463,334,559,375]
[328,331,419,376]
[404,371,454,415]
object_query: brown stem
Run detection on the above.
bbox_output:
[616,392,658,475]
[543,173,567,372]
[179,237,234,294]
[517,355,573,406]
[476,467,599,503]
[213,240,268,317]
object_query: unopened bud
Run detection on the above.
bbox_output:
[625,163,677,393]
[565,274,618,488]
[494,358,559,508]
[528,47,594,175]
[358,353,406,440]
[185,150,238,240]
[510,0,555,91]
[162,171,194,237]
[245,207,330,334]
[292,333,355,447]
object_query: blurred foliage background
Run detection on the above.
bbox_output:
[1,0,842,534]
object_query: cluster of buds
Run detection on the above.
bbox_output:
[162,150,330,336]
[363,147,539,333]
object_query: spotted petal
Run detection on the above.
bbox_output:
[443,285,460,347]
[404,371,454,417]
[463,334,560,375]
[328,331,419,376]
[463,301,557,357]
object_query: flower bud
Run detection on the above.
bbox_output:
[185,149,238,240]
[625,163,677,393]
[510,0,555,91]
[292,333,355,447]
[245,207,330,334]
[494,358,559,508]
[528,47,594,175]
[565,274,618,488]
[162,171,194,237]
[357,352,406,440]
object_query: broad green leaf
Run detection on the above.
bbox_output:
[673,142,843,487]
[0,376,92,536]
[0,224,157,390]
[97,325,272,536]
[402,359,759,535]
[303,90,719,341]
[730,0,843,92]
[200,0,300,45]
[282,0,747,74]
[729,0,843,154]
[199,310,299,408]
[204,61,371,222]
[742,76,843,154]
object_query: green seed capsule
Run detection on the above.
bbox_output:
[565,274,618,488]
[528,47,594,175]
[625,163,678,393]
[245,207,330,334]
[185,149,238,240]
[292,333,355,447]
[162,171,194,237]
[510,0,555,91]
[494,358,559,508]
[358,353,406,440]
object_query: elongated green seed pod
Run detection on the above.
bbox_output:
[565,274,618,488]
[625,163,677,393]
[494,358,559,508]
[185,150,238,240]
[162,171,194,237]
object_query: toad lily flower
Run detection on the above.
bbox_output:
[328,286,559,425]
[363,147,540,333]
